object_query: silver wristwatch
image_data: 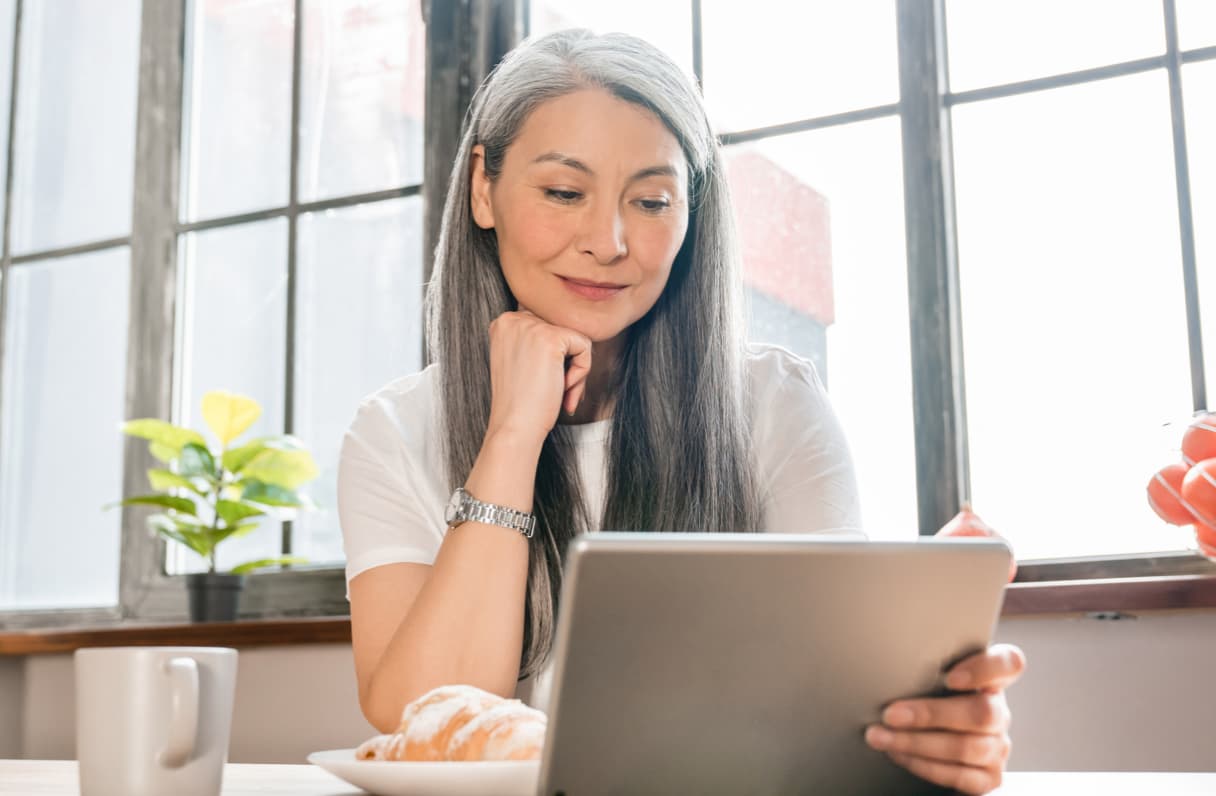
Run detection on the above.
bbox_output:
[444,487,537,538]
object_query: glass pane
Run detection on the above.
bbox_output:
[293,196,423,565]
[1177,0,1216,50]
[1189,62,1216,402]
[702,0,898,132]
[953,72,1194,561]
[181,0,293,222]
[0,0,15,234]
[299,0,425,201]
[0,248,130,609]
[728,117,916,541]
[529,0,694,82]
[946,0,1164,92]
[172,220,287,574]
[11,0,140,254]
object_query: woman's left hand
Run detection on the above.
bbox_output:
[863,643,1026,795]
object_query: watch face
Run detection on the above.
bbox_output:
[444,489,465,525]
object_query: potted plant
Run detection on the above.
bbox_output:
[106,390,318,621]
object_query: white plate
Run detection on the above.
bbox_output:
[307,749,540,796]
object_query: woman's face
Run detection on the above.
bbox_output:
[469,88,690,344]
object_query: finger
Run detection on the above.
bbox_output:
[561,333,593,394]
[945,643,1027,692]
[883,691,1010,735]
[865,726,1009,769]
[886,751,1002,796]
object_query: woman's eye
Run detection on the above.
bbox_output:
[544,189,581,203]
[637,199,671,213]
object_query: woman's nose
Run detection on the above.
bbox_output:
[577,201,627,265]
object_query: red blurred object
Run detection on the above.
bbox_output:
[1146,462,1196,525]
[1181,413,1216,466]
[1180,458,1216,526]
[936,503,1018,582]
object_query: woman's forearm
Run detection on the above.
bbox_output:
[362,428,543,732]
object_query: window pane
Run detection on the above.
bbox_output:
[0,248,130,609]
[172,220,287,574]
[946,0,1164,92]
[702,0,898,132]
[729,117,916,541]
[0,0,15,234]
[1177,0,1216,50]
[1188,62,1216,403]
[293,197,423,565]
[299,0,424,201]
[953,72,1195,561]
[181,0,293,222]
[529,0,694,81]
[11,0,140,254]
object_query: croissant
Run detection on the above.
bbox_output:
[356,684,547,762]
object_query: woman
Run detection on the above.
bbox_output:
[338,28,1025,794]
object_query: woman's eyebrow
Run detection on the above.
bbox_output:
[531,151,680,184]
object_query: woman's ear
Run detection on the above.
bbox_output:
[469,144,495,230]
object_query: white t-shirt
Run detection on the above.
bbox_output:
[336,342,864,712]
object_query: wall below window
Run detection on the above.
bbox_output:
[1,613,1214,770]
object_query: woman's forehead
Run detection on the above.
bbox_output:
[507,88,688,180]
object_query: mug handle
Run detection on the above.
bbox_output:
[158,657,199,769]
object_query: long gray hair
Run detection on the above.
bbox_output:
[425,29,762,682]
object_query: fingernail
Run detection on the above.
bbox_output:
[947,670,972,690]
[884,705,914,727]
[865,725,893,749]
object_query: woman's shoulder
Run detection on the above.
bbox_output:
[343,363,442,464]
[744,342,828,407]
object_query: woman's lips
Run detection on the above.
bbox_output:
[559,276,627,301]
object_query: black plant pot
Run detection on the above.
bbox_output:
[186,573,245,622]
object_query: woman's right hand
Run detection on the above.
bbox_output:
[485,310,593,444]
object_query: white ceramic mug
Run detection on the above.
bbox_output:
[74,646,238,796]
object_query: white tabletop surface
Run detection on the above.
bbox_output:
[2,760,1216,795]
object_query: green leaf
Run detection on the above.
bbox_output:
[215,500,265,525]
[105,494,198,515]
[122,419,207,454]
[201,391,262,447]
[240,479,309,508]
[179,443,218,479]
[239,446,318,490]
[147,515,214,557]
[147,468,208,496]
[149,442,178,464]
[222,438,271,475]
[229,556,308,575]
[212,520,261,546]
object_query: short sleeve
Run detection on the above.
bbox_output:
[749,345,866,539]
[337,372,448,598]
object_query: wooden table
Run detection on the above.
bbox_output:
[3,760,1216,794]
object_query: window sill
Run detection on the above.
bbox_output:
[3,568,1216,656]
[0,616,352,657]
[1002,574,1216,615]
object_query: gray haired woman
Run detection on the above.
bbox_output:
[338,29,1024,795]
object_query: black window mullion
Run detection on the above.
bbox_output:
[1163,0,1206,412]
[121,0,188,617]
[896,0,969,535]
[691,0,703,90]
[0,0,19,609]
[282,0,305,560]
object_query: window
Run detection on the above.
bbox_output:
[947,0,1216,564]
[0,0,141,612]
[0,0,425,626]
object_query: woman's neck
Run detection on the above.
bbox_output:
[558,334,623,425]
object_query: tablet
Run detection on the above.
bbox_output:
[537,533,1011,796]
